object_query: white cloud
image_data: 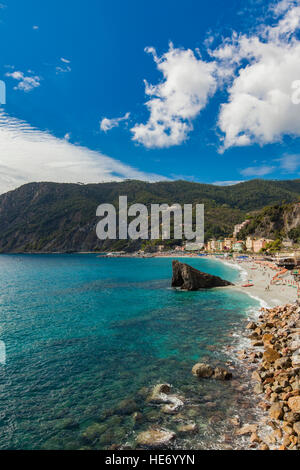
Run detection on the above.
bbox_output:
[5,70,40,92]
[212,180,244,186]
[100,112,130,132]
[278,153,300,171]
[60,57,71,64]
[0,111,167,195]
[131,44,217,148]
[56,65,71,74]
[33,25,39,30]
[216,2,300,151]
[5,71,41,92]
[240,165,276,177]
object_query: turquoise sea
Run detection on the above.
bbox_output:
[0,255,260,450]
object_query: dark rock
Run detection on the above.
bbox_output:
[171,260,233,291]
[213,367,233,381]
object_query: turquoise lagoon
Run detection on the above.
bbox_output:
[0,255,260,449]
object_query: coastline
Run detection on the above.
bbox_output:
[210,256,300,450]
[211,256,298,308]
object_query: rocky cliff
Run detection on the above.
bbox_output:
[171,260,233,290]
[239,202,300,242]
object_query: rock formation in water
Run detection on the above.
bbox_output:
[192,363,233,380]
[171,260,233,291]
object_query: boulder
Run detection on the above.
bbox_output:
[236,424,258,435]
[288,396,300,413]
[293,422,300,436]
[259,443,269,450]
[269,402,284,420]
[161,395,184,414]
[283,412,300,424]
[136,428,176,448]
[213,367,233,381]
[263,348,281,363]
[254,383,264,394]
[172,260,233,291]
[148,384,171,403]
[192,363,214,378]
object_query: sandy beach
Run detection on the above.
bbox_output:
[216,258,298,307]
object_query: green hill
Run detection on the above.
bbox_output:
[0,179,299,253]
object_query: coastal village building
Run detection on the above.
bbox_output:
[232,241,245,252]
[174,245,185,251]
[205,235,277,254]
[246,236,254,251]
[233,220,250,238]
[224,237,236,250]
[252,238,274,253]
[282,240,294,249]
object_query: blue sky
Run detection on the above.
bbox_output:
[1,0,300,193]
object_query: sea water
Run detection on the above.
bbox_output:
[0,255,260,449]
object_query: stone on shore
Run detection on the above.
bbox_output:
[136,428,176,448]
[172,260,233,291]
[241,301,300,449]
[293,422,300,435]
[269,403,284,420]
[263,348,281,363]
[288,396,300,413]
[236,424,258,435]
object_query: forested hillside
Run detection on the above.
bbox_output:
[0,179,299,252]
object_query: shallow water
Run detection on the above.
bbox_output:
[0,255,260,449]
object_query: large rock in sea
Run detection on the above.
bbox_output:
[171,260,233,291]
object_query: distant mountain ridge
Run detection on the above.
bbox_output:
[0,179,299,253]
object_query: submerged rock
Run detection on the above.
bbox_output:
[171,260,233,291]
[177,422,198,434]
[136,428,176,448]
[114,398,139,415]
[81,423,108,443]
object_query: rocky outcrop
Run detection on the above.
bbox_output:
[147,383,184,414]
[172,260,233,291]
[192,363,214,378]
[192,362,233,380]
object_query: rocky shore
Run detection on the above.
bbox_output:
[237,303,300,450]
